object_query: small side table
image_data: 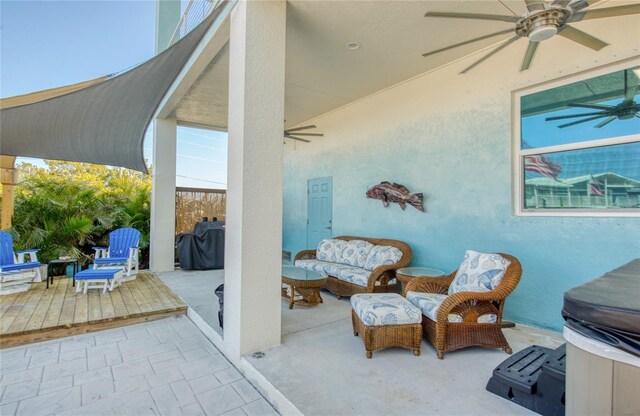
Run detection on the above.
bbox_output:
[396,267,446,292]
[47,259,79,289]
[281,265,327,309]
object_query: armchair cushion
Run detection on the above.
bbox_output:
[406,291,497,323]
[94,257,129,265]
[295,259,353,277]
[351,293,421,326]
[363,245,403,271]
[316,239,347,263]
[448,250,511,295]
[340,240,374,268]
[1,261,42,273]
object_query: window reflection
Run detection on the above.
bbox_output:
[519,65,639,212]
[524,143,640,209]
[522,67,640,149]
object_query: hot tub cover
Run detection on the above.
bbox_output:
[562,259,640,357]
[0,4,226,172]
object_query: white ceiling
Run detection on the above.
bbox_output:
[168,0,640,130]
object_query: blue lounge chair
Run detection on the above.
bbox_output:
[0,231,42,294]
[92,228,141,279]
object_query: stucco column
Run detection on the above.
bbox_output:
[155,0,181,53]
[0,156,17,230]
[225,0,286,358]
[150,118,177,272]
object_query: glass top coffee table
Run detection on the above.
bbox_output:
[281,265,327,309]
[396,267,446,291]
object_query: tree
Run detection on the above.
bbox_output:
[11,161,151,266]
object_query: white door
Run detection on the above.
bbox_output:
[307,177,333,249]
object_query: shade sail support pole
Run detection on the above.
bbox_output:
[0,156,17,230]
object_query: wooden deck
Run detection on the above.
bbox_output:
[0,272,187,348]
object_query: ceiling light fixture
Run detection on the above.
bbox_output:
[346,42,360,50]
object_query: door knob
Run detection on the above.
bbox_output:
[325,226,332,230]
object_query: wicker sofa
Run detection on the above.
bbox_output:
[294,236,411,298]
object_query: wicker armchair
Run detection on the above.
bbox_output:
[403,253,522,359]
[294,236,411,298]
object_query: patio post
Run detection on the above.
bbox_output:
[225,0,286,358]
[0,156,17,230]
[150,117,177,272]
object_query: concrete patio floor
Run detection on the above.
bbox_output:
[157,268,566,416]
[158,269,224,336]
[249,294,564,416]
[156,269,354,338]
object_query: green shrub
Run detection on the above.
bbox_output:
[11,161,151,266]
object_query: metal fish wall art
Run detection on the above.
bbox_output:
[366,181,424,212]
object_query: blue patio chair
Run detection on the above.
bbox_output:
[0,231,42,282]
[92,228,141,279]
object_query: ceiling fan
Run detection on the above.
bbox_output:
[423,0,640,73]
[545,69,640,128]
[283,125,324,143]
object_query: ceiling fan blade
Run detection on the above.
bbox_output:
[422,29,513,57]
[525,0,546,13]
[460,36,520,74]
[551,0,572,7]
[558,25,608,50]
[570,4,640,22]
[595,116,617,128]
[285,135,310,143]
[285,133,324,137]
[521,41,539,71]
[285,125,317,133]
[624,84,639,104]
[546,111,610,121]
[567,102,614,110]
[424,11,519,23]
[569,0,601,12]
[558,114,608,128]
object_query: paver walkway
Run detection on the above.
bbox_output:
[0,316,278,416]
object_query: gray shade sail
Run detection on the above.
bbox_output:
[0,7,223,173]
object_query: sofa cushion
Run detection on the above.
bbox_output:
[363,245,403,271]
[340,240,375,268]
[295,259,353,277]
[448,250,511,295]
[406,291,497,323]
[351,293,422,326]
[316,239,348,263]
[336,267,371,287]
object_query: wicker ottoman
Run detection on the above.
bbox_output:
[350,293,422,358]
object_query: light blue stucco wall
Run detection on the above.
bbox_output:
[283,65,640,332]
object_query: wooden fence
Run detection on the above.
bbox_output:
[175,187,226,235]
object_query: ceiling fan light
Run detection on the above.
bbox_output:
[529,25,558,42]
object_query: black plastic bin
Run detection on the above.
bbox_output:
[486,343,566,416]
[215,284,224,329]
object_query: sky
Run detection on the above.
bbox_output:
[1,0,227,189]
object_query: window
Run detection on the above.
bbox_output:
[513,62,640,216]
